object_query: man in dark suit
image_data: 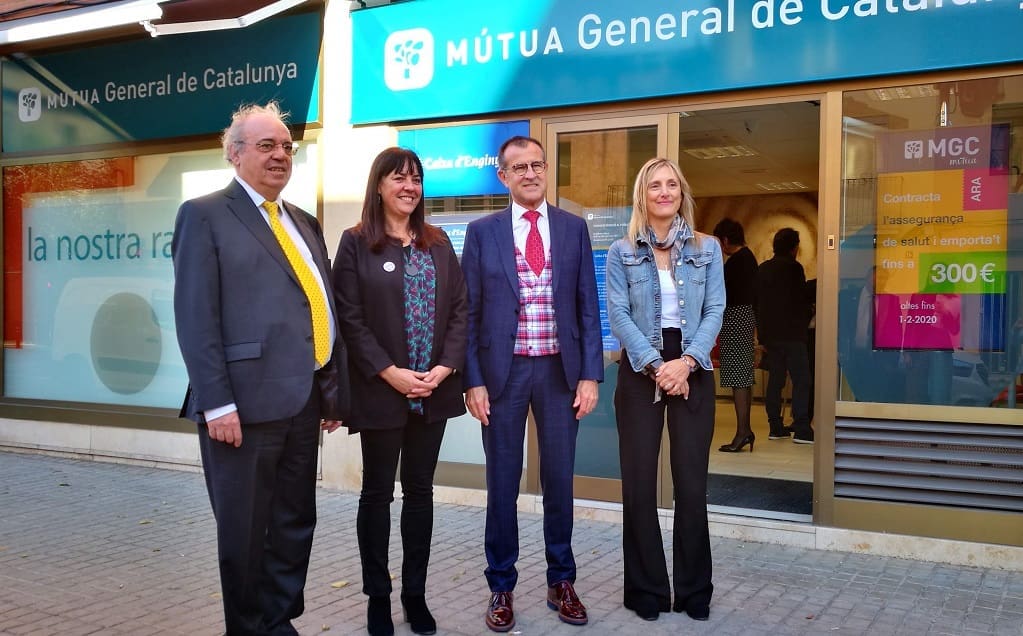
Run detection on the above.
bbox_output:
[462,136,603,632]
[173,102,347,635]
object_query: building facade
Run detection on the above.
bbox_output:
[1,0,1021,566]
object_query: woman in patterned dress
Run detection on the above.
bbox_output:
[332,148,468,636]
[712,218,759,452]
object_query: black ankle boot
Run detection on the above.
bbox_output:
[401,594,437,635]
[367,596,394,636]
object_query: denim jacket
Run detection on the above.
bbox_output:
[606,223,725,374]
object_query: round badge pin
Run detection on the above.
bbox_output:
[383,261,396,272]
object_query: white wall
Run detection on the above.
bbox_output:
[317,0,392,491]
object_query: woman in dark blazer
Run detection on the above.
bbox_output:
[332,147,467,636]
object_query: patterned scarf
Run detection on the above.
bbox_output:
[646,213,683,250]
[403,245,436,414]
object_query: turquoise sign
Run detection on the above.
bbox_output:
[351,0,1023,124]
[2,10,322,153]
[397,120,528,197]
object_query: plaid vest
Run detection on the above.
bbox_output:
[513,248,560,356]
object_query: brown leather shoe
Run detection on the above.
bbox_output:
[546,580,588,625]
[485,591,515,632]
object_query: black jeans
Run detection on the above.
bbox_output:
[357,414,447,598]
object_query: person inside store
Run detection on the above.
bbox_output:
[806,277,818,423]
[605,157,725,622]
[711,218,759,453]
[331,147,468,636]
[172,101,348,635]
[461,135,603,632]
[755,227,814,443]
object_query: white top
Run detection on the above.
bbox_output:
[659,267,682,328]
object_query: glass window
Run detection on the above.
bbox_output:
[426,197,507,469]
[556,124,659,480]
[840,76,1023,409]
[2,145,318,409]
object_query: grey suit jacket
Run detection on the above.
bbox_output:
[172,179,348,424]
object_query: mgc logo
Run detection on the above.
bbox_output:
[904,140,923,160]
[384,28,434,91]
[18,87,41,122]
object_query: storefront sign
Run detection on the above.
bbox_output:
[351,0,1023,124]
[2,11,322,153]
[873,124,1008,351]
[397,120,528,196]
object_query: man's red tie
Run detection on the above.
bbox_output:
[523,209,545,275]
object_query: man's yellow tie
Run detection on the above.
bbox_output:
[263,201,330,366]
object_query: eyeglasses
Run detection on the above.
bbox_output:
[504,161,547,176]
[236,140,299,156]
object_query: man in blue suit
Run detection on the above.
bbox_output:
[462,136,603,632]
[173,102,347,635]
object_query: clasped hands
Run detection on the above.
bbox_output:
[380,364,453,399]
[654,358,692,399]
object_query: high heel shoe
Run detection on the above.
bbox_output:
[718,433,755,453]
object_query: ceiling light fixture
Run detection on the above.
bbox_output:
[0,0,163,45]
[683,145,758,160]
[143,0,307,37]
[755,181,809,191]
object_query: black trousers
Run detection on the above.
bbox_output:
[199,386,321,636]
[614,329,715,613]
[357,414,447,597]
[764,340,812,435]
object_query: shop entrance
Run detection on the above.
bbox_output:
[546,100,821,520]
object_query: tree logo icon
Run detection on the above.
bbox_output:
[18,88,41,122]
[904,140,923,160]
[384,28,434,91]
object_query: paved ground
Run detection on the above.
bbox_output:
[1,451,1022,636]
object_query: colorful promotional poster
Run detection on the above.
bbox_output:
[874,125,1008,351]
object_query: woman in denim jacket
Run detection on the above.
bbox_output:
[605,157,725,622]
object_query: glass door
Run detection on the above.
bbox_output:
[542,115,671,502]
[679,101,820,520]
[542,100,822,518]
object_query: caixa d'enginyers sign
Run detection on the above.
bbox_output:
[1,10,322,154]
[351,0,1023,125]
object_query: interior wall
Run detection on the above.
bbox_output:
[697,192,819,281]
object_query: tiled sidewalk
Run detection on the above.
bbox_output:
[1,451,1021,635]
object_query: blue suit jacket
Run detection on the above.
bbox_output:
[462,204,603,399]
[172,179,349,424]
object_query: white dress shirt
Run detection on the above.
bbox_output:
[511,200,551,260]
